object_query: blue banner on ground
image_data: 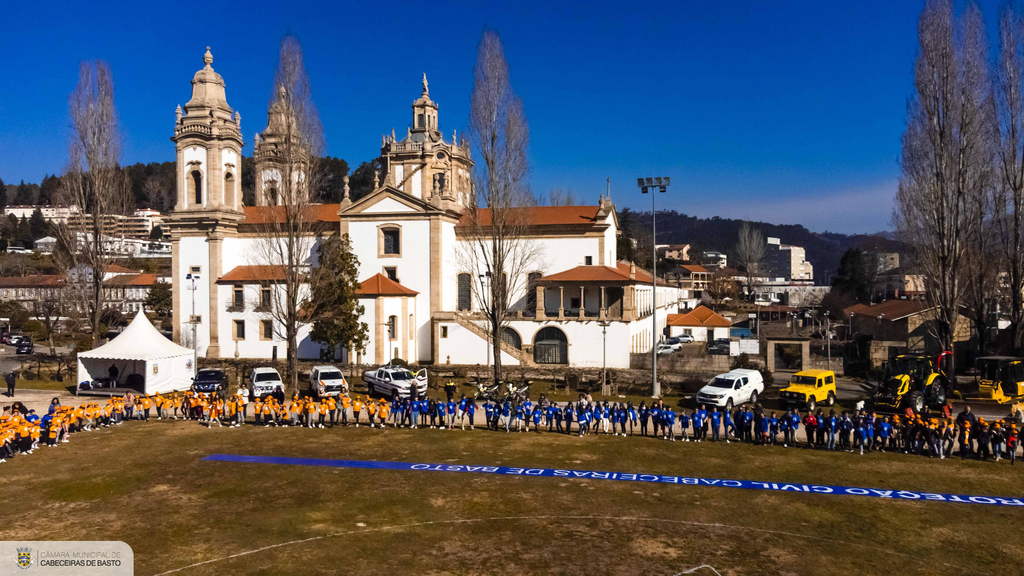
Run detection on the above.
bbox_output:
[203,454,1024,507]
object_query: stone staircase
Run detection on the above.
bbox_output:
[452,313,528,364]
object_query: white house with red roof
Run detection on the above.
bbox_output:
[165,48,686,367]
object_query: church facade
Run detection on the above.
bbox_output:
[166,48,688,369]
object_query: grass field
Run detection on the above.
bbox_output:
[2,418,1023,575]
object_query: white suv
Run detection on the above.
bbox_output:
[695,368,764,410]
[249,367,285,398]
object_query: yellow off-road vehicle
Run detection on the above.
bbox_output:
[779,369,837,412]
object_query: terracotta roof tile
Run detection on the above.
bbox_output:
[848,299,929,320]
[357,273,418,296]
[218,265,289,283]
[242,204,341,225]
[681,264,709,274]
[104,264,140,274]
[105,273,160,287]
[667,305,732,328]
[0,275,66,288]
[538,265,630,283]
[457,206,603,228]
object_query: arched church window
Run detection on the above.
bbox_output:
[224,172,236,207]
[191,170,203,205]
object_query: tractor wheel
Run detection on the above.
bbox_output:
[826,392,835,407]
[931,383,947,408]
[906,391,925,414]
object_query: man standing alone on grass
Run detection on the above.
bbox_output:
[5,370,15,398]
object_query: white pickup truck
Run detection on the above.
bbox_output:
[363,365,428,398]
[309,365,348,399]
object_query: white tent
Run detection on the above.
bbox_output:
[76,311,195,394]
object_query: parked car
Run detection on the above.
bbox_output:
[309,365,347,399]
[15,338,33,355]
[707,338,731,355]
[678,334,695,344]
[363,365,428,398]
[656,344,675,355]
[779,369,837,412]
[6,334,24,345]
[665,337,683,351]
[192,369,228,393]
[249,367,285,398]
[695,368,765,409]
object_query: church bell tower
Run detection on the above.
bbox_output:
[166,47,245,358]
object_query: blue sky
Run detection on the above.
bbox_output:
[0,0,976,233]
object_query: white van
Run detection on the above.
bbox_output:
[695,368,765,409]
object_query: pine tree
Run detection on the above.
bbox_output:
[0,176,6,208]
[29,208,49,240]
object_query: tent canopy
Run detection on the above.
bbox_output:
[79,310,192,361]
[76,311,195,394]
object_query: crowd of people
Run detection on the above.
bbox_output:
[2,384,1019,465]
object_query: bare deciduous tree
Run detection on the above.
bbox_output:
[249,35,327,390]
[54,60,133,346]
[894,0,991,373]
[457,30,542,385]
[995,4,1024,353]
[546,188,577,206]
[735,222,766,301]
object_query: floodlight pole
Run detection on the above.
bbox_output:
[638,177,670,398]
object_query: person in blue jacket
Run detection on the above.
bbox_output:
[664,407,676,441]
[563,403,574,435]
[878,416,891,453]
[691,408,703,443]
[743,409,755,442]
[779,412,790,447]
[577,406,589,437]
[757,412,770,445]
[627,402,638,436]
[532,404,542,432]
[464,398,476,430]
[679,410,691,442]
[650,403,661,438]
[768,412,779,445]
[710,407,722,442]
[724,408,735,443]
[639,402,650,437]
[695,405,708,441]
[826,410,839,451]
[788,409,800,447]
[617,404,627,436]
[482,400,493,430]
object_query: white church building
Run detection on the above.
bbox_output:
[166,48,687,369]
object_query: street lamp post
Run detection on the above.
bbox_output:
[638,177,669,398]
[824,310,831,371]
[185,272,199,371]
[599,320,611,394]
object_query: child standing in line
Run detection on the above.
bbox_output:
[436,399,447,430]
[532,404,542,432]
[378,400,390,429]
[679,410,690,442]
[366,399,377,428]
[465,399,476,430]
[563,403,574,435]
[353,396,363,427]
[664,407,676,442]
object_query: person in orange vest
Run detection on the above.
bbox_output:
[377,399,389,428]
[353,396,364,427]
[305,399,317,429]
[324,396,337,428]
[365,399,377,428]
